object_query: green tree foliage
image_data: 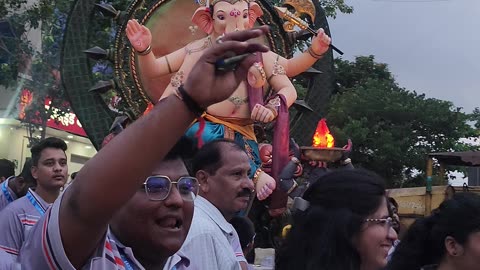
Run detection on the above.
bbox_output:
[0,0,130,144]
[0,0,74,143]
[471,107,480,130]
[319,0,353,18]
[326,56,477,188]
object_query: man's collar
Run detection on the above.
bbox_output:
[3,176,17,198]
[195,196,233,234]
[5,176,15,183]
[108,229,146,269]
[27,188,50,208]
[168,250,191,268]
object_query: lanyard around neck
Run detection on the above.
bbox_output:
[26,191,46,215]
[1,180,14,203]
[119,252,135,270]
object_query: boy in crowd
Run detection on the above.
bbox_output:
[0,138,68,259]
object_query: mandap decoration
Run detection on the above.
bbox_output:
[61,0,338,249]
[61,0,336,149]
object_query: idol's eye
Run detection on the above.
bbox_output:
[217,14,225,20]
[243,12,248,19]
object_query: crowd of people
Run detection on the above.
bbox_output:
[0,27,479,270]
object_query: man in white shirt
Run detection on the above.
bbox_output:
[178,139,255,270]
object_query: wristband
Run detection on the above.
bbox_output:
[307,46,325,59]
[136,45,152,56]
[175,85,205,117]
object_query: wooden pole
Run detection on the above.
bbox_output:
[425,157,433,215]
[439,163,446,185]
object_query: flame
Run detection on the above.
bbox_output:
[312,118,335,148]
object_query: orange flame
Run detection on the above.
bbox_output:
[312,118,335,148]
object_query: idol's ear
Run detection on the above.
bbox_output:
[192,7,214,34]
[248,2,263,28]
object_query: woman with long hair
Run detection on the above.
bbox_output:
[276,169,397,270]
[388,192,480,270]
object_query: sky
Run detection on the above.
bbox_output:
[327,0,479,185]
[328,0,479,114]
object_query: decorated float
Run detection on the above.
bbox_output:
[61,0,340,248]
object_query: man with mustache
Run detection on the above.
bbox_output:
[177,139,255,270]
[0,137,68,260]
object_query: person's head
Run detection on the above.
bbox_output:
[388,197,400,234]
[0,159,15,182]
[192,139,254,221]
[231,216,256,256]
[192,0,263,38]
[110,137,197,265]
[11,158,36,197]
[388,193,480,270]
[30,137,68,191]
[276,169,397,270]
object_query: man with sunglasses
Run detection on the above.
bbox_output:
[16,26,270,269]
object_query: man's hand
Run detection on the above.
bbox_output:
[310,28,331,56]
[126,20,152,52]
[184,26,270,109]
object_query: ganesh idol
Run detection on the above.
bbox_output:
[125,0,331,201]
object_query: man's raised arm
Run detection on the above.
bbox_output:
[57,26,270,268]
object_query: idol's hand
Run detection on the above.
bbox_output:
[126,19,152,53]
[310,28,331,56]
[251,104,275,123]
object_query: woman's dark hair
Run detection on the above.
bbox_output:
[388,197,399,210]
[276,169,387,270]
[388,192,480,270]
